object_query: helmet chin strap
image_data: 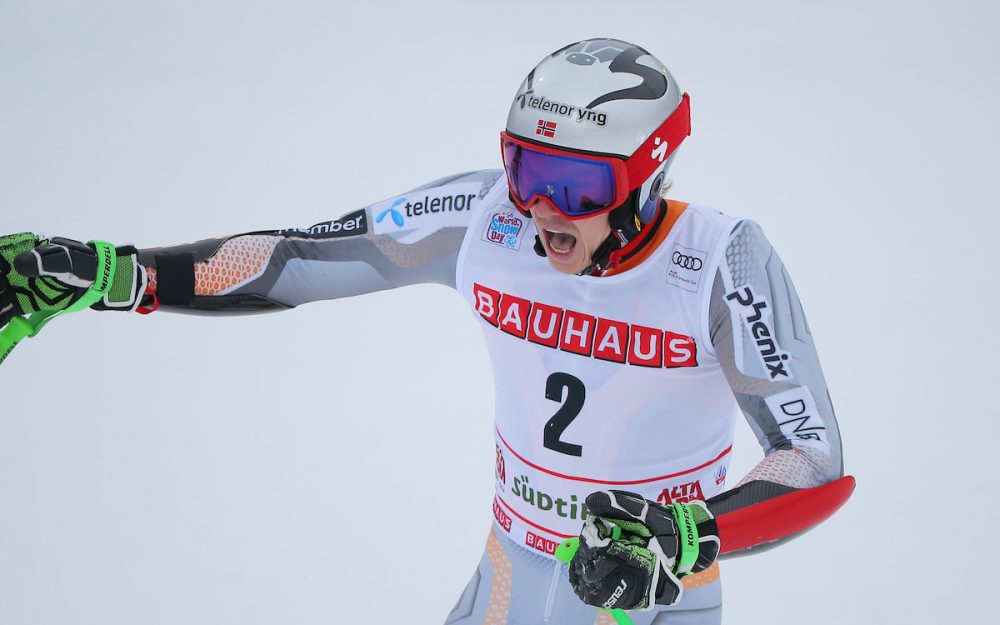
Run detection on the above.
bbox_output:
[577,231,625,276]
[530,190,666,276]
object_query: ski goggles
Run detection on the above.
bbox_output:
[500,93,690,219]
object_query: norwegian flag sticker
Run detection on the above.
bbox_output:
[536,119,557,138]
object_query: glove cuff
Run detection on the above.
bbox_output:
[91,246,148,312]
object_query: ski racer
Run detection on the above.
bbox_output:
[0,39,851,624]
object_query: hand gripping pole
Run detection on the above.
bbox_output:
[0,240,116,366]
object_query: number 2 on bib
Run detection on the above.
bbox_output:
[544,372,585,457]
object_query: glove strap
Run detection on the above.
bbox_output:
[67,240,117,312]
[0,240,116,365]
[671,503,701,576]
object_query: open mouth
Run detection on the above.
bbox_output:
[544,228,577,255]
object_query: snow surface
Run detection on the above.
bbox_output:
[1,1,996,623]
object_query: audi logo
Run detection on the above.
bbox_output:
[672,252,703,271]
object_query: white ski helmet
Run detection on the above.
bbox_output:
[503,38,690,232]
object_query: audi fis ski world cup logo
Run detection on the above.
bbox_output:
[725,285,793,380]
[482,209,524,250]
[473,283,698,368]
[666,244,707,293]
[672,251,702,271]
[371,182,481,242]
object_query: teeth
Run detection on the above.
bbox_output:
[545,228,575,254]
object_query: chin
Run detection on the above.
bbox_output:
[545,248,589,274]
[547,259,581,274]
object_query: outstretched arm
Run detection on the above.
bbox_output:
[139,170,502,314]
[0,171,502,363]
[707,220,850,555]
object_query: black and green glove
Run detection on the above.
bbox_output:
[0,233,147,363]
[565,490,720,611]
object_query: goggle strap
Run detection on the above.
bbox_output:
[624,93,691,185]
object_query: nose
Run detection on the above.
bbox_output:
[528,197,560,219]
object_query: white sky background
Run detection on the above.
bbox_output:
[0,1,996,623]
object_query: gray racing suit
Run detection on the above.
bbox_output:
[136,170,843,625]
